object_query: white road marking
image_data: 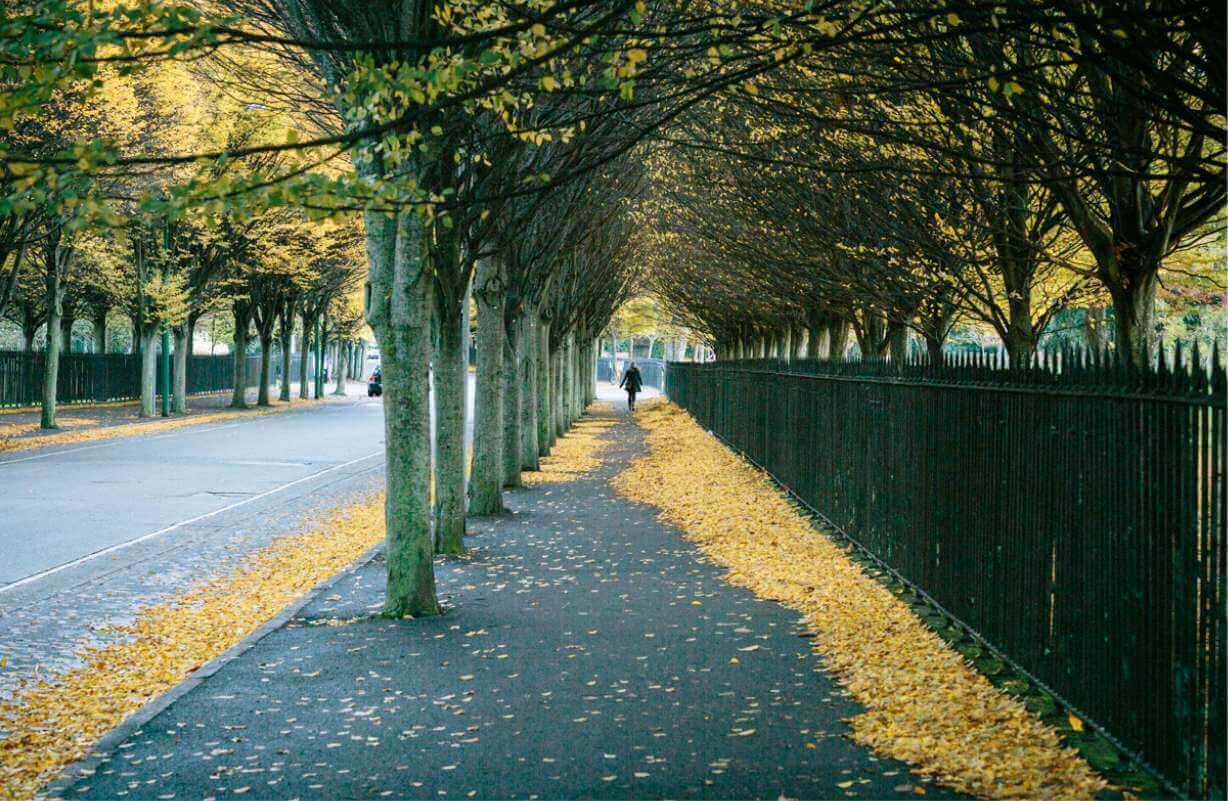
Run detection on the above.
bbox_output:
[0,449,384,594]
[0,423,243,467]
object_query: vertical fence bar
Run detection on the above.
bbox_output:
[664,356,1225,798]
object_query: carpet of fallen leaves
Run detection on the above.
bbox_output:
[521,414,618,485]
[612,403,1106,800]
[0,495,385,800]
[0,401,310,454]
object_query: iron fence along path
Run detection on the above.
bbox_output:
[0,351,263,408]
[666,352,1225,800]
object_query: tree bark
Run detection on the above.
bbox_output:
[173,324,189,413]
[60,316,74,353]
[501,311,522,488]
[1002,292,1039,366]
[279,310,293,402]
[925,335,944,363]
[888,325,908,364]
[92,310,107,354]
[230,303,250,409]
[299,312,312,400]
[1084,306,1108,352]
[537,317,551,457]
[829,318,851,359]
[41,262,64,429]
[520,314,539,471]
[434,295,467,555]
[1108,268,1159,367]
[370,209,439,618]
[139,330,158,418]
[332,339,348,395]
[469,258,505,516]
[257,332,273,406]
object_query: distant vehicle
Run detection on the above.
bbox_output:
[365,347,382,374]
[368,367,383,397]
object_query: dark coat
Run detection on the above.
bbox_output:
[619,366,643,393]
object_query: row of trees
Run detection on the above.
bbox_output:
[646,2,1224,367]
[6,1,1220,617]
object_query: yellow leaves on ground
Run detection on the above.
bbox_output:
[521,414,617,485]
[0,399,319,455]
[612,403,1105,800]
[0,496,386,800]
[0,416,95,444]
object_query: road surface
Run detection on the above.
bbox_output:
[0,377,474,696]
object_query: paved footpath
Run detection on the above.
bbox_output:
[61,401,956,800]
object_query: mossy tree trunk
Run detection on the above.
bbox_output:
[139,329,158,418]
[366,207,440,618]
[469,257,505,516]
[173,323,189,413]
[501,309,522,488]
[434,286,468,554]
[520,314,539,471]
[230,301,251,409]
[536,315,551,457]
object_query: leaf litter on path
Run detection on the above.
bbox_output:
[612,402,1106,800]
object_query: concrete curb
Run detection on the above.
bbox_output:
[43,542,385,800]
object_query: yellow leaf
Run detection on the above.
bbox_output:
[1068,713,1084,732]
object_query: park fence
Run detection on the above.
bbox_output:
[597,356,665,389]
[666,351,1225,799]
[0,351,263,408]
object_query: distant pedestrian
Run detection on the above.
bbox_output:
[619,362,643,411]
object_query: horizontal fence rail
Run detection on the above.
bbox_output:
[0,351,263,408]
[667,353,1225,799]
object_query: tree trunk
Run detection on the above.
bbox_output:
[434,297,467,555]
[829,318,851,359]
[60,316,74,353]
[501,312,522,488]
[888,325,908,364]
[230,305,250,409]
[469,258,505,516]
[332,339,348,395]
[173,324,189,413]
[42,278,63,430]
[1109,268,1159,367]
[537,316,551,457]
[92,310,107,354]
[370,209,439,618]
[555,336,569,436]
[519,314,539,471]
[550,344,563,442]
[925,335,944,363]
[1003,292,1038,366]
[279,313,293,402]
[1084,305,1109,352]
[139,330,158,418]
[257,332,273,406]
[299,313,311,400]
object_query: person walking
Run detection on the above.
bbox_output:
[619,361,643,411]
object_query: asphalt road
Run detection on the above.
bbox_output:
[0,394,385,591]
[0,376,481,594]
[0,377,483,696]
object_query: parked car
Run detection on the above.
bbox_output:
[368,368,382,397]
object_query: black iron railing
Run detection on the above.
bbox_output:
[0,351,263,408]
[667,352,1225,799]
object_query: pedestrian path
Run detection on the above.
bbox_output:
[59,401,952,800]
